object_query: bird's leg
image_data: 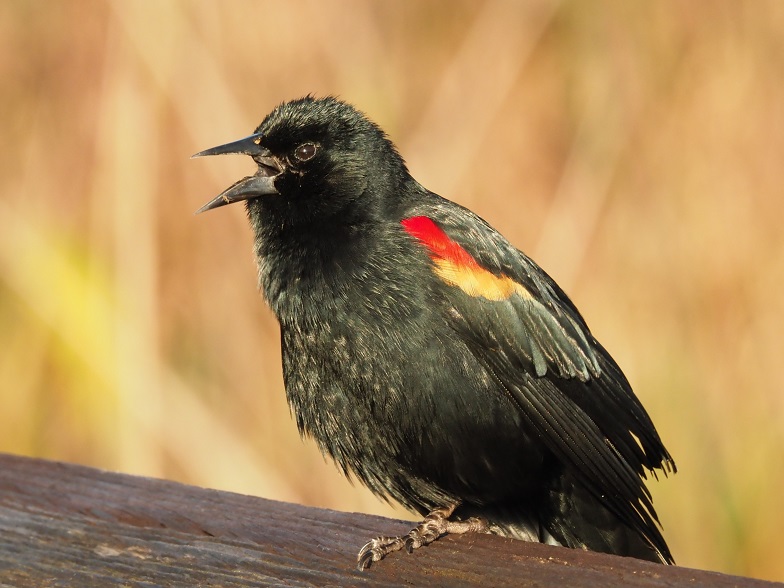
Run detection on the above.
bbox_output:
[357,502,489,570]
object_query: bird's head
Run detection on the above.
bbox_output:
[194,96,408,218]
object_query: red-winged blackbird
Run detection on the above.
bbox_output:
[194,96,676,570]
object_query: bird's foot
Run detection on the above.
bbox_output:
[357,504,489,570]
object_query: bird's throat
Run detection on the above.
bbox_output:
[247,199,385,323]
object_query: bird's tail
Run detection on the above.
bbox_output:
[542,470,672,563]
[454,471,672,564]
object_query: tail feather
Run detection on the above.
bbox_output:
[543,470,673,563]
[453,470,673,564]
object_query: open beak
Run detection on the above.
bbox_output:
[192,132,282,213]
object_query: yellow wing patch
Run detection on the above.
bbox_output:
[433,258,532,301]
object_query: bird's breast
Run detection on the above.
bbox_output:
[278,300,548,510]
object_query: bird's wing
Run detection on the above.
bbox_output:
[401,200,674,562]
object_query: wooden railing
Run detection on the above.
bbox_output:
[0,453,776,587]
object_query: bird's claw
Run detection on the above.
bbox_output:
[404,537,414,554]
[357,528,434,570]
[357,504,488,570]
[357,536,405,570]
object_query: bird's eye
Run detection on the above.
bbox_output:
[293,143,317,162]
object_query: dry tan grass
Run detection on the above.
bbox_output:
[1,0,783,580]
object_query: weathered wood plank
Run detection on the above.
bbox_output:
[0,453,777,587]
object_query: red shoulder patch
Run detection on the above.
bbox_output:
[400,216,476,268]
[401,216,531,301]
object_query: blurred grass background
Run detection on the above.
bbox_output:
[1,0,783,581]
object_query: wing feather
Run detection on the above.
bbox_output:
[403,198,675,561]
